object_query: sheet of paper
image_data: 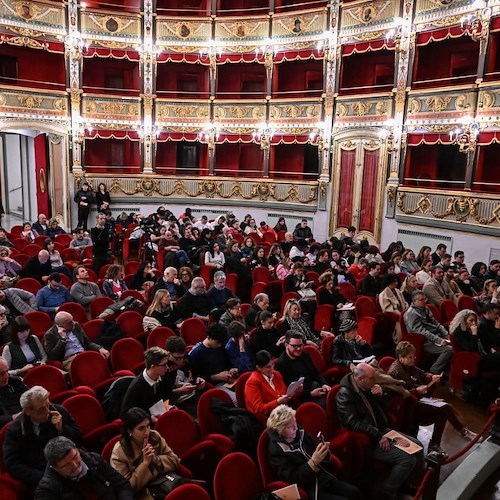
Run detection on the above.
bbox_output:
[149,399,167,416]
[383,430,423,455]
[353,355,376,364]
[339,303,355,310]
[272,483,301,500]
[286,377,304,397]
[420,397,448,408]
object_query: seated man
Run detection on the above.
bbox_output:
[0,356,28,428]
[275,330,331,407]
[348,258,369,285]
[44,311,109,369]
[69,227,93,254]
[336,363,423,499]
[484,259,500,285]
[188,323,238,403]
[121,346,178,423]
[153,266,185,301]
[245,292,270,329]
[423,266,458,306]
[0,287,37,319]
[175,277,211,322]
[36,436,133,499]
[32,213,49,236]
[3,386,82,494]
[206,271,236,314]
[70,265,101,309]
[0,227,14,247]
[360,261,382,297]
[36,272,73,317]
[404,291,453,374]
[22,249,53,284]
[478,303,500,357]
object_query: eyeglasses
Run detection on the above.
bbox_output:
[287,343,304,350]
[170,353,186,361]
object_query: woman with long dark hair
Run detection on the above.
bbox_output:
[96,182,111,211]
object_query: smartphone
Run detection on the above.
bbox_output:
[317,431,325,444]
[195,379,203,386]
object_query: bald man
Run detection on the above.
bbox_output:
[336,363,423,500]
[44,311,109,370]
[21,250,52,284]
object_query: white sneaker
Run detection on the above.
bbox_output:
[461,427,479,441]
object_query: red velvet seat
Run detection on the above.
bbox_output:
[263,280,283,312]
[16,277,42,294]
[24,311,53,339]
[226,273,238,293]
[62,394,123,452]
[234,371,252,409]
[379,356,395,372]
[12,238,29,252]
[440,299,459,325]
[101,434,120,463]
[58,302,88,324]
[61,247,81,264]
[23,244,43,257]
[251,281,267,302]
[55,234,73,247]
[180,317,207,346]
[147,326,177,348]
[116,310,146,342]
[306,271,320,286]
[338,282,358,303]
[165,484,210,499]
[315,304,335,332]
[110,337,145,374]
[214,452,263,500]
[98,264,112,279]
[89,296,114,319]
[156,409,232,482]
[280,291,300,313]
[320,336,351,383]
[0,423,26,497]
[81,318,105,342]
[252,267,272,284]
[458,294,477,313]
[427,303,442,324]
[23,364,95,404]
[9,225,23,237]
[449,351,481,390]
[124,260,140,275]
[197,389,235,445]
[262,232,276,244]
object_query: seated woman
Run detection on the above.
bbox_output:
[248,245,270,272]
[378,274,408,343]
[0,245,22,285]
[111,407,182,499]
[470,261,487,294]
[130,261,157,296]
[267,405,360,500]
[279,299,333,349]
[20,222,38,243]
[103,264,128,299]
[455,269,476,297]
[317,272,348,309]
[388,341,477,453]
[225,320,254,373]
[390,252,403,275]
[249,310,285,358]
[240,236,255,260]
[47,218,67,239]
[2,316,47,377]
[415,258,433,286]
[268,243,285,269]
[204,241,225,270]
[450,308,500,375]
[416,245,431,267]
[401,275,419,305]
[474,279,498,313]
[143,289,180,332]
[178,266,194,290]
[219,298,246,328]
[43,238,73,282]
[275,257,293,281]
[245,350,289,423]
[331,319,374,370]
[400,250,420,274]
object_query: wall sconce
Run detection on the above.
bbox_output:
[200,40,223,79]
[138,124,159,143]
[253,122,274,150]
[460,1,491,41]
[199,122,219,152]
[385,17,403,51]
[449,118,479,154]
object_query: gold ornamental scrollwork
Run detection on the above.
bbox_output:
[12,1,42,21]
[478,91,495,110]
[0,94,6,107]
[387,185,396,207]
[351,102,372,116]
[455,94,472,112]
[425,96,451,113]
[16,95,42,109]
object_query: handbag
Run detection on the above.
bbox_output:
[147,472,185,498]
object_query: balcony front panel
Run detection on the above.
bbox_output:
[81,95,141,128]
[81,9,141,47]
[477,85,500,125]
[269,98,322,130]
[156,99,210,130]
[335,95,393,127]
[272,8,326,47]
[214,15,269,54]
[214,101,266,131]
[156,17,212,53]
[396,187,500,236]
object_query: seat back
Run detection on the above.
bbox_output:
[378,356,396,372]
[257,430,276,488]
[262,232,276,244]
[251,282,267,302]
[101,435,121,463]
[264,281,283,312]
[458,294,477,313]
[55,234,73,247]
[305,271,320,286]
[61,248,81,263]
[280,291,299,313]
[338,282,357,302]
[155,409,200,456]
[252,267,271,284]
[450,352,481,389]
[325,384,342,431]
[321,335,335,368]
[12,238,28,251]
[357,317,377,345]
[440,299,459,324]
[89,296,114,319]
[116,310,144,338]
[165,484,210,500]
[234,371,252,409]
[24,311,53,338]
[58,302,88,324]
[16,277,41,295]
[180,317,207,345]
[226,273,238,293]
[62,394,106,435]
[81,319,105,342]
[197,388,233,437]
[124,260,140,275]
[23,364,68,395]
[147,327,176,348]
[315,304,335,332]
[110,337,145,373]
[427,303,442,324]
[304,345,326,373]
[355,296,378,320]
[23,244,43,257]
[214,452,263,500]
[296,402,330,439]
[70,351,112,389]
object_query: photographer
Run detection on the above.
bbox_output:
[91,212,114,274]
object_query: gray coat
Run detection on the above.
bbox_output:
[404,304,448,345]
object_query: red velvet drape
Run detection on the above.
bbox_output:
[359,148,379,233]
[34,134,51,216]
[337,149,356,228]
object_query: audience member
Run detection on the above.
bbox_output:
[225,321,253,373]
[245,293,270,329]
[0,287,37,318]
[0,245,22,284]
[249,310,285,358]
[470,261,487,293]
[348,257,369,284]
[484,259,500,285]
[74,181,95,231]
[153,266,185,301]
[69,227,93,254]
[206,271,236,313]
[143,289,180,332]
[21,221,39,242]
[103,264,127,299]
[379,274,408,342]
[431,244,447,265]
[360,261,382,297]
[474,279,498,313]
[415,258,432,286]
[477,303,500,354]
[91,212,113,273]
[422,265,458,306]
[0,356,27,428]
[332,319,374,370]
[47,218,67,239]
[0,227,14,247]
[175,277,211,322]
[70,265,101,308]
[130,261,157,294]
[22,249,53,284]
[219,298,246,328]
[400,249,420,274]
[36,272,72,316]
[455,268,476,297]
[4,386,82,493]
[403,291,452,374]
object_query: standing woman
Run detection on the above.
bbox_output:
[111,407,181,500]
[96,182,111,211]
[2,316,47,376]
[74,181,95,231]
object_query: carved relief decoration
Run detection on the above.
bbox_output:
[424,96,451,113]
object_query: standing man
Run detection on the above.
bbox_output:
[90,212,113,274]
[74,182,94,231]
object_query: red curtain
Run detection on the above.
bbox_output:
[34,134,51,216]
[337,149,356,228]
[359,149,379,233]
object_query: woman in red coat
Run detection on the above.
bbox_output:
[244,350,290,423]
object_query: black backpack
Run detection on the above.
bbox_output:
[95,319,127,350]
[462,377,498,407]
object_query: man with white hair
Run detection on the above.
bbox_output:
[175,277,211,322]
[3,385,81,493]
[152,266,186,300]
[44,311,109,369]
[32,213,49,236]
[21,249,52,284]
[0,355,28,428]
[245,292,270,328]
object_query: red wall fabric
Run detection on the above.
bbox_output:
[359,149,379,233]
[337,149,355,228]
[34,134,51,217]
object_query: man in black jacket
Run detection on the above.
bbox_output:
[35,436,133,499]
[74,182,95,231]
[336,364,422,500]
[90,212,113,274]
[360,261,382,297]
[4,385,82,494]
[21,249,52,284]
[275,330,331,406]
[0,356,27,428]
